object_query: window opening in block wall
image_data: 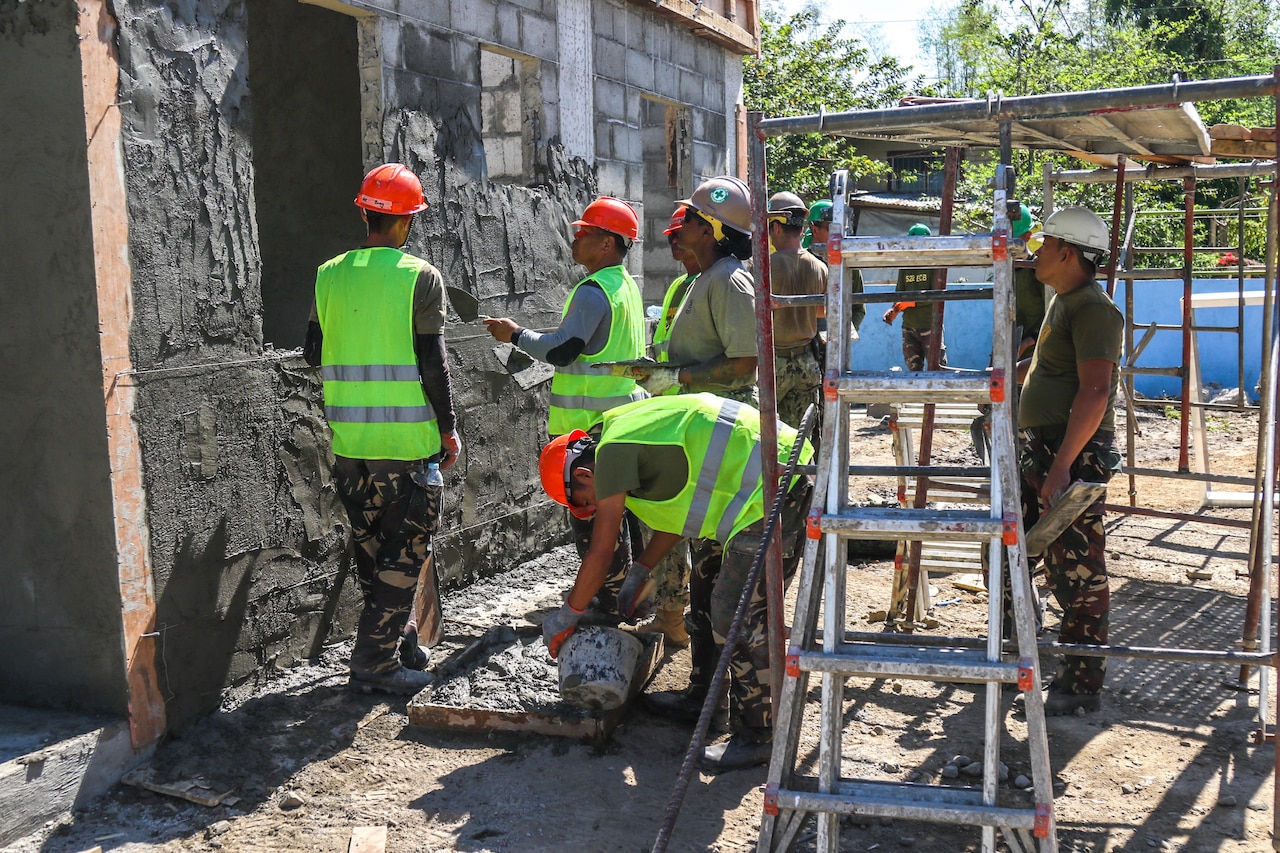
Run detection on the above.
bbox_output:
[888,150,947,196]
[248,0,364,350]
[480,46,539,182]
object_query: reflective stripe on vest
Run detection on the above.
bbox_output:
[316,247,441,461]
[547,265,646,434]
[597,394,812,544]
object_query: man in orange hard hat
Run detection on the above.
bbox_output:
[484,197,650,622]
[304,163,463,695]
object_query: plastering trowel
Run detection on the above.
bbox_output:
[445,285,488,323]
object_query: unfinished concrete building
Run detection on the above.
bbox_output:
[0,0,759,789]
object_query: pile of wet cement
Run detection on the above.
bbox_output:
[429,630,590,718]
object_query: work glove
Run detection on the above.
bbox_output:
[634,366,681,396]
[439,431,462,470]
[617,561,657,620]
[542,600,585,658]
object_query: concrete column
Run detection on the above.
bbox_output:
[556,0,593,162]
[357,15,385,170]
[724,51,743,176]
[78,0,165,748]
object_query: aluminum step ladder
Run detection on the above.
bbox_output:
[757,168,1058,853]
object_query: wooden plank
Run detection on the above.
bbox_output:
[1211,138,1278,159]
[349,826,387,853]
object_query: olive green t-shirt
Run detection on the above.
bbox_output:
[592,443,689,503]
[1013,265,1046,347]
[1018,281,1123,432]
[769,248,828,349]
[897,268,940,331]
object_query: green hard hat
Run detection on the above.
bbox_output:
[908,223,931,236]
[1012,203,1033,237]
[807,199,833,223]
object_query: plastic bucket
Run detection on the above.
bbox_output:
[557,626,643,711]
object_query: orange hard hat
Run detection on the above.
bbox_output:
[355,163,428,215]
[663,208,688,236]
[573,197,640,242]
[539,430,596,519]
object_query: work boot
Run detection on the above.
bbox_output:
[398,627,431,671]
[700,728,773,773]
[1043,688,1101,717]
[646,607,690,648]
[348,666,434,696]
[645,685,730,731]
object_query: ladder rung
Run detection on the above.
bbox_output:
[771,778,1040,830]
[816,508,1002,541]
[833,372,993,404]
[792,643,1023,684]
[838,235,1015,269]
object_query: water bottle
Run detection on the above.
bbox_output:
[425,461,444,487]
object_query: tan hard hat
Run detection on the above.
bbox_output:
[679,176,752,236]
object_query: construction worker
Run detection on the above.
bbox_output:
[622,176,758,404]
[1012,203,1046,358]
[802,199,832,255]
[767,191,829,430]
[304,163,462,695]
[1017,206,1123,716]
[537,393,814,771]
[652,208,700,366]
[483,198,652,623]
[882,223,946,371]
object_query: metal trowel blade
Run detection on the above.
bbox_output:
[445,285,482,322]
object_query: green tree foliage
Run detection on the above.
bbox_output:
[744,2,933,202]
[926,0,1277,256]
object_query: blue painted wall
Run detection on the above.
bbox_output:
[847,278,1268,401]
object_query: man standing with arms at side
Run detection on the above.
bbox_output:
[484,197,649,618]
[766,191,829,429]
[883,223,946,371]
[1017,206,1123,715]
[305,163,462,695]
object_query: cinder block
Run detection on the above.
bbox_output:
[704,76,724,108]
[694,41,718,77]
[670,32,696,70]
[654,61,679,101]
[520,12,558,61]
[626,163,644,198]
[626,49,654,90]
[452,38,480,87]
[498,3,520,46]
[678,70,703,104]
[624,89,640,125]
[595,36,626,79]
[597,159,627,198]
[615,125,641,163]
[594,77,626,120]
[452,0,497,41]
[402,25,455,79]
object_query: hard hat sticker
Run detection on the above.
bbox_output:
[709,187,729,203]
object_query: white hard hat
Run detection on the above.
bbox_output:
[1034,207,1110,260]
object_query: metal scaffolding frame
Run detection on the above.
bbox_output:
[748,71,1280,850]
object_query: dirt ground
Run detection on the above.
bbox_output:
[7,405,1276,853]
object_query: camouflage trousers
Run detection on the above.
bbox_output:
[688,479,813,732]
[570,511,691,613]
[1019,431,1120,694]
[334,456,443,675]
[775,348,821,435]
[902,327,947,372]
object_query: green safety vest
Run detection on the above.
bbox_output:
[316,247,441,461]
[598,393,813,544]
[548,265,646,435]
[653,272,697,364]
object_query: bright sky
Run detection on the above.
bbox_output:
[774,0,954,81]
